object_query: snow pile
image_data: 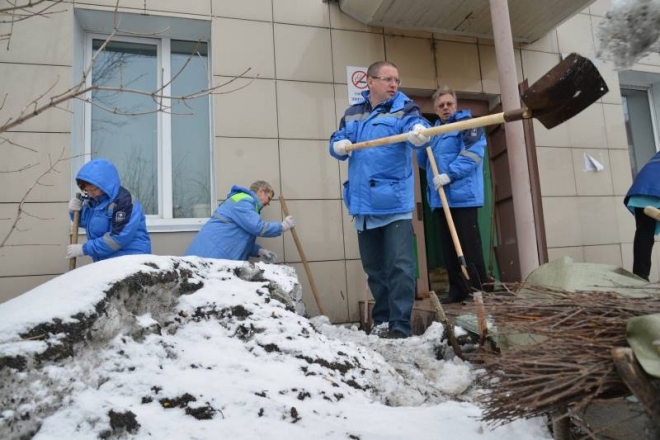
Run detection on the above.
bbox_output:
[596,0,660,70]
[0,255,551,439]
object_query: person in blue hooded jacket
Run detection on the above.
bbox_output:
[417,85,488,304]
[624,151,660,281]
[185,181,295,263]
[66,158,151,262]
[330,61,431,339]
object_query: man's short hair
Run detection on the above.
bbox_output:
[250,180,274,196]
[367,61,398,78]
[432,85,457,103]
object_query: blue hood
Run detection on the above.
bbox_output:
[76,159,121,200]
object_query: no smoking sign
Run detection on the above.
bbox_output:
[347,66,368,105]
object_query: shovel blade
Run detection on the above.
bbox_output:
[521,53,608,129]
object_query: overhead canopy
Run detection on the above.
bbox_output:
[338,0,594,43]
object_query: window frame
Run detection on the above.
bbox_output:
[81,32,214,232]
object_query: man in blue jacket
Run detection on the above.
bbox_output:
[330,61,430,339]
[66,158,151,262]
[185,181,295,263]
[624,151,660,281]
[418,86,488,304]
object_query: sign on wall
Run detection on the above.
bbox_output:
[347,66,368,105]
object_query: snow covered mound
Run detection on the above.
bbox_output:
[0,256,550,440]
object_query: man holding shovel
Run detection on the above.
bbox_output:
[329,61,430,339]
[417,86,488,304]
[185,181,295,263]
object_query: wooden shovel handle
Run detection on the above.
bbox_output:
[69,192,82,271]
[644,206,660,221]
[426,148,470,281]
[279,196,327,316]
[345,108,529,152]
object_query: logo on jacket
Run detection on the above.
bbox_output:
[115,211,126,222]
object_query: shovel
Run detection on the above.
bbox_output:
[426,149,472,282]
[345,53,609,152]
[69,192,82,271]
[279,196,327,316]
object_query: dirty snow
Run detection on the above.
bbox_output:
[596,0,660,70]
[0,255,551,439]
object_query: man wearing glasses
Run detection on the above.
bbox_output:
[329,61,430,339]
[185,181,295,263]
[417,86,489,304]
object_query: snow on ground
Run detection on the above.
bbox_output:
[0,255,552,439]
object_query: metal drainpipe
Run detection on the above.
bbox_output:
[488,0,540,279]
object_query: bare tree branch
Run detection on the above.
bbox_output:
[0,147,71,248]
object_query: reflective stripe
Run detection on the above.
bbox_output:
[460,149,482,164]
[344,111,370,123]
[375,110,404,119]
[102,232,121,251]
[212,213,231,223]
[344,110,406,123]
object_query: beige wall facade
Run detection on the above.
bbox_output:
[1,0,658,318]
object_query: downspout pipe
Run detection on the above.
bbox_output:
[488,0,540,279]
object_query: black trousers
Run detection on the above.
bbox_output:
[436,207,489,298]
[633,207,656,281]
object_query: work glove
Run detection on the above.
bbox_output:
[68,197,82,212]
[433,173,451,190]
[258,248,277,263]
[66,244,84,259]
[407,124,430,147]
[333,139,352,156]
[281,215,296,232]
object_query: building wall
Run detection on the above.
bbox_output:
[0,0,657,316]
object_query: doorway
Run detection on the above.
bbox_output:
[621,87,659,177]
[415,98,499,294]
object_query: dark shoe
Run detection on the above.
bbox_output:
[384,329,408,339]
[441,295,466,304]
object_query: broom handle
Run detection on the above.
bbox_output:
[279,196,326,316]
[69,192,82,271]
[345,108,528,152]
[426,148,470,281]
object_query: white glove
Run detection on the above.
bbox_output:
[68,197,82,212]
[281,215,295,232]
[258,248,277,263]
[66,244,84,259]
[407,124,430,147]
[433,173,451,190]
[333,139,352,156]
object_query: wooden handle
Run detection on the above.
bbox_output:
[426,147,470,280]
[345,109,529,153]
[69,192,82,271]
[644,206,660,221]
[429,291,464,360]
[279,196,327,316]
[612,347,660,420]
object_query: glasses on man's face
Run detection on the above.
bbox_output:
[371,76,402,86]
[436,101,455,109]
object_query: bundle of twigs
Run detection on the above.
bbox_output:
[473,283,660,426]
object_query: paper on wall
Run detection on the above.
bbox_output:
[583,153,605,172]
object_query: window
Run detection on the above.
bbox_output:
[619,70,660,178]
[75,10,214,230]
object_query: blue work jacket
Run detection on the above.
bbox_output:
[74,159,151,262]
[185,186,282,261]
[417,110,487,209]
[329,90,429,216]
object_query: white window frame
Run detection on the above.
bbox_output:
[81,32,214,232]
